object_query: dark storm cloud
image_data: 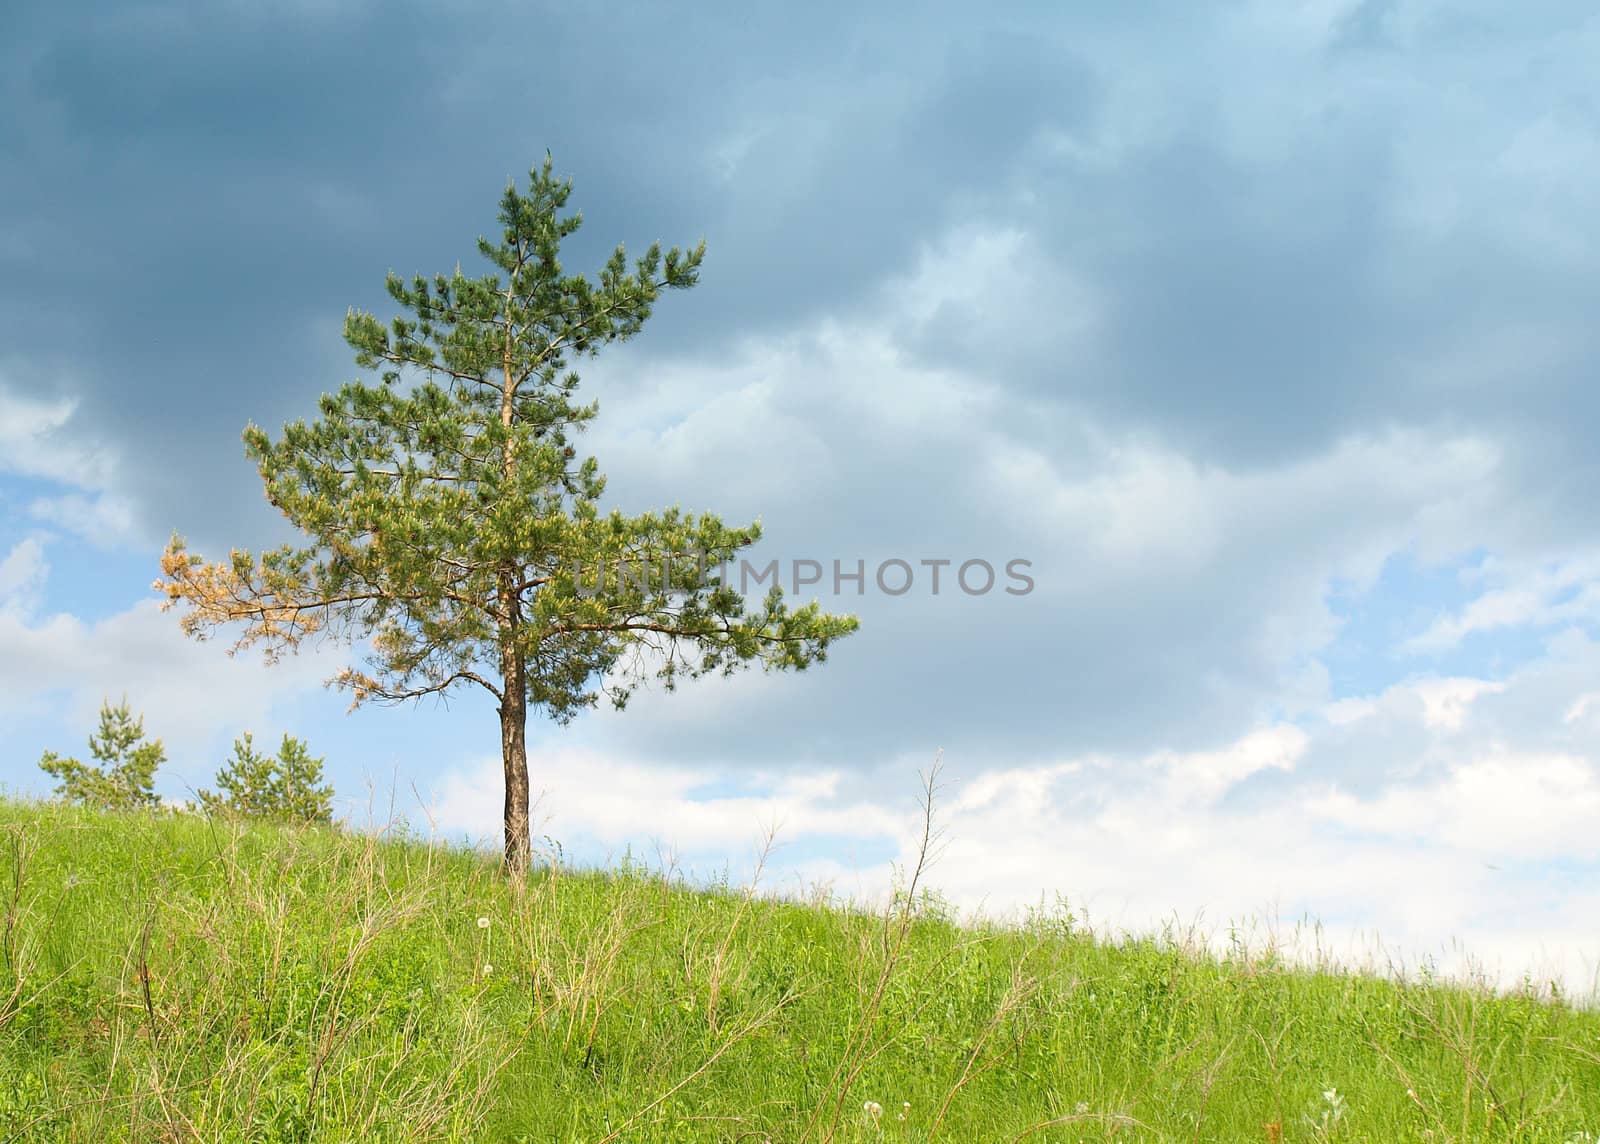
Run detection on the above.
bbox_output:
[895,37,1600,474]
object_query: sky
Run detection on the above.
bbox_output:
[4,0,1600,992]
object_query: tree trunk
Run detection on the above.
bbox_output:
[498,634,531,875]
[498,286,528,875]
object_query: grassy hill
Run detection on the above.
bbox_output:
[0,800,1596,1142]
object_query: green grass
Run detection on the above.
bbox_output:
[0,799,1597,1143]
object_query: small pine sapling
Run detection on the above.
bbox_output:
[38,697,165,811]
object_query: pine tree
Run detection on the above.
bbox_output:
[157,156,858,872]
[274,735,335,824]
[38,697,164,811]
[200,732,334,824]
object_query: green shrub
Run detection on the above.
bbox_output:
[200,732,334,823]
[37,696,164,811]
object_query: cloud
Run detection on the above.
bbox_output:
[1404,554,1600,653]
[0,377,116,490]
[432,746,903,865]
[1314,750,1600,861]
[0,536,48,613]
[0,372,142,547]
[574,302,1508,765]
[27,491,139,542]
[431,660,1600,992]
[1409,676,1507,730]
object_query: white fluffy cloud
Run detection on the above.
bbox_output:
[1405,554,1600,653]
[0,536,48,613]
[0,372,143,547]
[0,380,115,489]
[429,657,1600,994]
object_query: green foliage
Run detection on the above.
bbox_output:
[1,801,1598,1142]
[199,732,334,824]
[36,697,164,811]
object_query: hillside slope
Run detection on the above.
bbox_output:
[0,801,1596,1142]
